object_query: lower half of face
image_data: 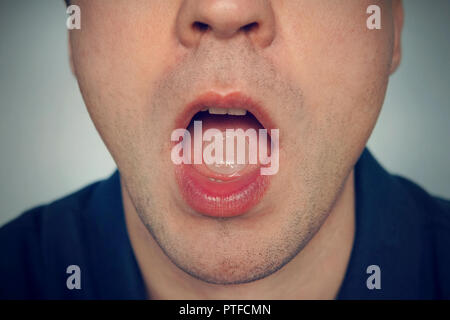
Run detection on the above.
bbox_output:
[71,0,394,284]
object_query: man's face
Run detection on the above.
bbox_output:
[70,0,401,284]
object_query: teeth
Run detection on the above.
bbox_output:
[206,108,247,116]
[208,108,228,115]
[227,108,247,116]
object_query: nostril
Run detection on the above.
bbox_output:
[240,22,259,33]
[192,21,210,32]
[177,0,275,48]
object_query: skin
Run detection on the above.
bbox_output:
[69,0,403,299]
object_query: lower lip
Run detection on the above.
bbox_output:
[175,164,270,218]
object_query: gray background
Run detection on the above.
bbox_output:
[0,0,449,226]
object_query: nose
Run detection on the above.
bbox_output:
[176,0,276,48]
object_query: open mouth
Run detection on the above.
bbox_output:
[173,92,277,218]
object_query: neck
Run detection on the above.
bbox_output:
[123,170,355,300]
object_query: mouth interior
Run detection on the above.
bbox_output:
[186,109,269,180]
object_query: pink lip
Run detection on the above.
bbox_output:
[175,165,270,218]
[173,91,276,218]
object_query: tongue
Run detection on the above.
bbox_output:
[187,112,266,178]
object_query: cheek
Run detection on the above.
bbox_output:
[70,2,179,112]
[273,1,393,151]
[69,3,180,163]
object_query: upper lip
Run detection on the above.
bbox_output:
[174,91,277,133]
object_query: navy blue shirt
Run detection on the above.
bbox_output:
[1,149,449,299]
